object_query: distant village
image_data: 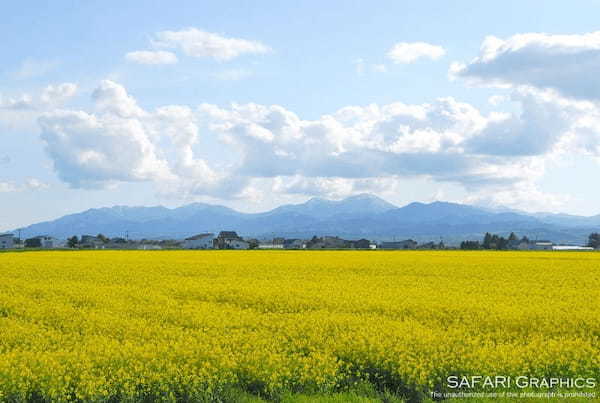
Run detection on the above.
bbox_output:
[1,231,599,251]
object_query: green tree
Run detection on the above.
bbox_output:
[97,234,109,244]
[25,237,41,248]
[588,233,600,249]
[482,233,492,249]
[460,240,481,250]
[67,236,79,248]
[508,232,518,241]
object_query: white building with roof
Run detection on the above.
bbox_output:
[0,234,14,249]
[183,233,214,249]
[552,245,594,251]
[530,240,553,250]
[39,236,64,248]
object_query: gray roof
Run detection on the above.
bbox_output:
[185,233,214,241]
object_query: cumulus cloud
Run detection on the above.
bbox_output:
[464,181,572,213]
[125,50,178,65]
[39,108,170,188]
[34,80,600,209]
[271,176,403,199]
[0,94,36,111]
[40,83,78,106]
[488,95,508,106]
[467,88,577,156]
[151,28,271,61]
[0,179,49,193]
[0,83,78,132]
[197,97,534,191]
[197,87,600,207]
[451,31,600,100]
[37,80,238,196]
[386,42,445,64]
[0,83,77,111]
[39,81,171,188]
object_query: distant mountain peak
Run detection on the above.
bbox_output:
[11,193,596,244]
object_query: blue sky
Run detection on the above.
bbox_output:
[2,1,600,231]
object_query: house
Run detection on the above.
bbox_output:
[214,231,249,249]
[283,239,305,249]
[258,242,283,249]
[351,239,371,249]
[38,236,63,248]
[552,245,594,251]
[507,239,530,250]
[258,238,285,249]
[0,233,14,249]
[380,239,418,249]
[22,235,62,248]
[79,235,103,248]
[530,240,553,250]
[322,236,347,248]
[305,236,352,249]
[228,239,250,249]
[183,233,214,249]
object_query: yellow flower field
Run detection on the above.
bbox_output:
[0,250,599,402]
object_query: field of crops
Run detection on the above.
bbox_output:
[0,250,599,402]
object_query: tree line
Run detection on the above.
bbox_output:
[460,232,526,250]
[461,232,600,250]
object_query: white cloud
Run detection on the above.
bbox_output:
[39,108,170,188]
[37,80,238,196]
[41,83,78,106]
[32,80,599,211]
[464,182,571,213]
[488,95,508,106]
[0,182,18,192]
[271,176,402,199]
[0,83,77,111]
[0,94,36,111]
[152,28,271,61]
[197,97,531,191]
[23,178,49,190]
[39,81,171,188]
[451,31,600,100]
[0,83,78,132]
[386,42,445,64]
[125,50,178,65]
[0,179,49,193]
[91,80,144,118]
[467,88,575,156]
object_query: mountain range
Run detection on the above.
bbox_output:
[10,194,600,245]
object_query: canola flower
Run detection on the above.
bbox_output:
[0,250,599,401]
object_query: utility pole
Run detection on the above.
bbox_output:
[126,230,129,242]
